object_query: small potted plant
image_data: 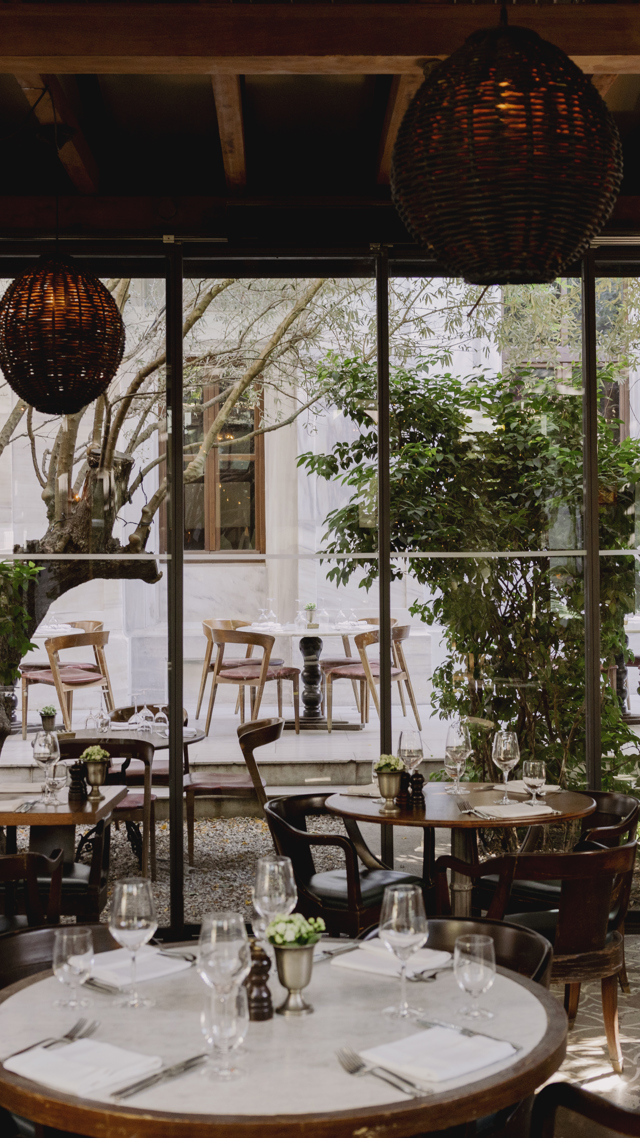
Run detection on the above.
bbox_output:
[40,705,57,733]
[374,754,404,815]
[304,602,319,629]
[80,744,111,801]
[266,913,325,1016]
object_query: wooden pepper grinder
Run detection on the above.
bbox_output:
[396,769,411,808]
[244,939,273,1020]
[410,770,425,804]
[67,761,88,805]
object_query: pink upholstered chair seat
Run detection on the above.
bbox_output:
[219,664,299,682]
[325,662,403,680]
[185,772,258,794]
[113,791,157,812]
[219,657,284,669]
[19,666,106,686]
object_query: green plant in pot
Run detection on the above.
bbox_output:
[40,705,57,733]
[304,602,318,629]
[0,560,41,750]
[266,913,325,1016]
[374,754,404,815]
[80,745,110,802]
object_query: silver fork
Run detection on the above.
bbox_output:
[44,1019,100,1049]
[4,1018,89,1062]
[408,962,453,983]
[336,1047,426,1098]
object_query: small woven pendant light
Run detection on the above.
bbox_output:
[0,254,125,415]
[391,15,623,285]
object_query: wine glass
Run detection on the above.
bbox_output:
[200,986,249,1080]
[95,708,111,733]
[84,708,98,730]
[109,878,158,1008]
[444,721,471,794]
[265,598,277,625]
[378,883,428,1019]
[198,913,251,995]
[137,690,154,733]
[52,927,93,1008]
[454,934,496,1019]
[523,759,546,807]
[154,704,169,734]
[32,730,60,804]
[252,855,297,947]
[492,731,520,804]
[398,728,423,776]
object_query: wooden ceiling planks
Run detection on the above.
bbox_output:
[14,73,99,193]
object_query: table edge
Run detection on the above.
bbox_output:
[326,790,597,828]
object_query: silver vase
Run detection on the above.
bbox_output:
[85,760,108,802]
[274,944,314,1015]
[377,770,402,815]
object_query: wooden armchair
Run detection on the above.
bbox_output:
[264,793,424,937]
[434,841,637,1073]
[0,922,119,990]
[20,630,114,736]
[325,625,421,731]
[196,619,285,720]
[531,1082,640,1137]
[205,628,299,735]
[0,850,63,932]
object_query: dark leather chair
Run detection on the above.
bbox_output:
[435,840,637,1074]
[530,1082,640,1137]
[264,792,424,937]
[0,921,119,989]
[0,851,63,932]
[425,916,553,988]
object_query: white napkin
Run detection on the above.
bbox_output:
[90,945,191,989]
[340,784,381,798]
[493,782,560,794]
[332,942,450,979]
[4,1038,162,1096]
[361,1026,515,1085]
[474,803,556,820]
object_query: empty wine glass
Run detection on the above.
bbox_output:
[378,883,428,1019]
[53,927,93,1008]
[444,721,471,794]
[127,698,141,729]
[200,986,249,1080]
[522,759,546,807]
[154,704,169,734]
[252,855,297,945]
[32,730,60,804]
[398,728,423,776]
[257,607,268,626]
[136,690,154,733]
[95,708,111,733]
[109,878,158,1008]
[198,913,251,995]
[265,598,277,625]
[84,708,98,730]
[492,731,520,804]
[454,934,496,1019]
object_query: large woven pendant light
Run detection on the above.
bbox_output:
[391,16,623,285]
[0,255,125,415]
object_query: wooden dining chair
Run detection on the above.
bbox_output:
[205,628,300,735]
[530,1082,640,1137]
[434,840,637,1074]
[0,851,63,932]
[0,922,119,990]
[264,793,424,937]
[325,625,422,732]
[20,630,114,736]
[186,717,282,867]
[195,619,285,721]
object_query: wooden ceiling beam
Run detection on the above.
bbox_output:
[377,75,423,186]
[591,74,619,98]
[211,75,246,191]
[15,73,99,193]
[1,6,640,75]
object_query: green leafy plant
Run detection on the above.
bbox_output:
[0,560,41,687]
[266,914,326,946]
[80,745,110,763]
[304,602,317,612]
[375,754,404,773]
[40,705,56,717]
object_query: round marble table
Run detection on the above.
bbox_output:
[327,783,596,917]
[0,950,566,1136]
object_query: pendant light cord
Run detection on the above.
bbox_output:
[51,87,60,253]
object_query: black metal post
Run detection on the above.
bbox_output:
[582,251,601,790]
[166,241,185,932]
[375,244,394,866]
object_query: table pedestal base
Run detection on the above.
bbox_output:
[450,828,477,918]
[283,718,364,732]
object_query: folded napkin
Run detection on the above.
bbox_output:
[493,781,560,795]
[4,1038,162,1096]
[332,942,450,979]
[340,784,381,798]
[361,1026,515,1085]
[90,945,191,989]
[474,803,556,820]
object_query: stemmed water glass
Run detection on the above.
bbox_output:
[398,728,423,778]
[492,731,520,803]
[197,912,252,995]
[32,730,60,804]
[200,985,249,1080]
[109,878,158,1008]
[52,927,93,1008]
[136,690,154,733]
[454,934,496,1019]
[154,703,169,735]
[523,760,546,807]
[252,855,297,945]
[444,721,471,794]
[378,883,428,1019]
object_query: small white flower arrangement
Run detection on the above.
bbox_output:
[80,745,110,763]
[266,913,326,947]
[304,602,317,612]
[374,754,404,773]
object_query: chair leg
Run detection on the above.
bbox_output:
[321,676,326,717]
[327,674,333,733]
[293,680,299,734]
[602,972,624,1074]
[187,790,195,868]
[277,680,283,717]
[403,671,423,731]
[360,680,366,725]
[619,925,631,994]
[564,983,581,1028]
[239,686,245,724]
[252,681,267,721]
[21,676,28,740]
[204,674,219,736]
[65,691,74,731]
[397,677,408,717]
[196,641,213,719]
[149,800,157,882]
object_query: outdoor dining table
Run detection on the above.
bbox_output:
[0,941,567,1137]
[0,786,128,864]
[326,783,596,917]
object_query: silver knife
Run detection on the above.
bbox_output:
[111,1053,208,1099]
[416,1017,521,1050]
[314,943,358,962]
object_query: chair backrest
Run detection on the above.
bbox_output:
[109,705,189,726]
[358,617,399,626]
[0,922,119,990]
[45,630,110,682]
[237,718,283,807]
[59,737,154,778]
[0,850,63,927]
[203,619,251,642]
[264,793,331,883]
[69,621,104,634]
[580,790,639,846]
[426,917,553,988]
[212,628,274,681]
[530,1082,640,1138]
[354,625,410,652]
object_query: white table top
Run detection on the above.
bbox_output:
[0,950,548,1117]
[243,624,430,639]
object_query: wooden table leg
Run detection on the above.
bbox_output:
[450,828,477,917]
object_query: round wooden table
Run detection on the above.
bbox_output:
[326,783,597,916]
[0,947,567,1137]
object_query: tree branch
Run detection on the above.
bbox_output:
[0,399,27,463]
[27,406,46,488]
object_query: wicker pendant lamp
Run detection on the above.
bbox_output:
[391,15,623,285]
[0,255,125,415]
